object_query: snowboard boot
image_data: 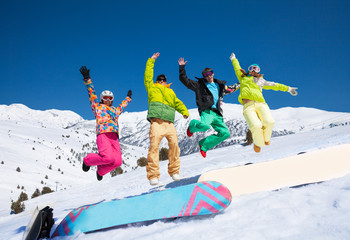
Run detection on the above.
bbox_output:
[186,127,193,137]
[171,174,180,181]
[149,178,159,185]
[96,172,103,181]
[82,162,90,172]
[199,145,206,158]
[254,144,261,153]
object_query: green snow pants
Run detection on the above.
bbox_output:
[189,109,230,152]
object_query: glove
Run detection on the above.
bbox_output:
[229,53,236,61]
[80,66,90,80]
[225,83,240,94]
[288,87,298,96]
[127,90,132,98]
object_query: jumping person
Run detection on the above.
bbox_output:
[178,57,240,158]
[80,66,132,180]
[229,52,298,152]
[144,53,189,185]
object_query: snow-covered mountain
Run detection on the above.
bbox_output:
[0,104,84,129]
[0,103,350,218]
[118,103,350,155]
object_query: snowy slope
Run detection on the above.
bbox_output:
[0,104,146,215]
[1,124,350,240]
[0,103,350,240]
[1,103,350,216]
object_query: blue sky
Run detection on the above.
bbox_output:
[1,0,349,120]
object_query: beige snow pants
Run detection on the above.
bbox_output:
[146,118,180,180]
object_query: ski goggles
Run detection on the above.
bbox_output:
[102,96,114,101]
[248,65,260,73]
[157,78,167,83]
[203,70,214,77]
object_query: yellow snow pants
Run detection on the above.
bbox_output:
[243,101,275,147]
[146,118,180,180]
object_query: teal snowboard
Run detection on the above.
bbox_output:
[51,181,231,237]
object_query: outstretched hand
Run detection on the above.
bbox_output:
[178,58,187,66]
[127,90,132,98]
[80,66,90,80]
[288,87,298,96]
[151,52,160,60]
[229,53,236,61]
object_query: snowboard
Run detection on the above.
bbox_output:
[51,181,231,237]
[22,206,54,240]
[22,206,40,240]
[199,144,350,197]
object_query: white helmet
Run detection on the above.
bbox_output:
[100,90,114,101]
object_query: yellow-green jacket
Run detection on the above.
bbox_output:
[144,58,189,123]
[231,58,290,105]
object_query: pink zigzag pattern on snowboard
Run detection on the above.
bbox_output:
[55,207,85,236]
[52,204,96,237]
[192,199,218,215]
[180,182,231,217]
[202,181,232,203]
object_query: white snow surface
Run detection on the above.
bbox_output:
[0,103,350,240]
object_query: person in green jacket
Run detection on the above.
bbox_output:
[145,52,190,185]
[229,52,298,153]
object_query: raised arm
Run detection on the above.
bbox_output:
[115,90,132,116]
[229,53,245,82]
[80,66,98,109]
[144,52,159,92]
[178,58,199,91]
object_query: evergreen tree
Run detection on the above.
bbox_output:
[41,186,54,195]
[110,167,123,177]
[31,188,41,199]
[137,157,147,167]
[10,200,25,214]
[159,147,169,161]
[18,192,28,202]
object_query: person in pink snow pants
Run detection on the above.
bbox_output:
[79,66,132,181]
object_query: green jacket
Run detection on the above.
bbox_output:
[231,58,290,105]
[144,58,189,123]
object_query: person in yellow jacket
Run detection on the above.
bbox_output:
[145,52,190,185]
[229,52,298,153]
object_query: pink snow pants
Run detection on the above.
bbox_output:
[83,132,122,176]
